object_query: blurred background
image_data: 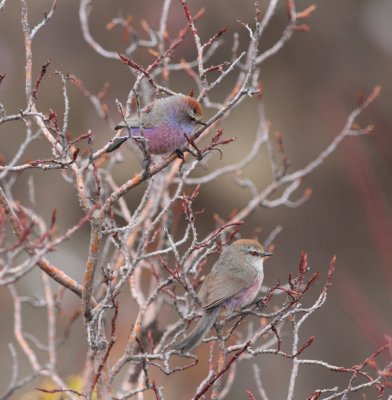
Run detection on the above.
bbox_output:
[0,0,391,398]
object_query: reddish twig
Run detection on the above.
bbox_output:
[31,58,51,101]
[194,340,251,399]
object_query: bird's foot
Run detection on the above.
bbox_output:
[186,147,203,161]
[175,149,185,160]
[256,298,267,311]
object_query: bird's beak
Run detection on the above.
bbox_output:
[196,120,207,127]
[261,252,273,257]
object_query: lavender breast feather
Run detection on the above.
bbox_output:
[221,276,263,310]
[127,122,191,154]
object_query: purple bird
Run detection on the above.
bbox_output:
[106,95,205,155]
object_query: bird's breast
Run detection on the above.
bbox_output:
[223,276,263,310]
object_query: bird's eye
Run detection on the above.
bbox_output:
[249,251,260,257]
[188,109,197,121]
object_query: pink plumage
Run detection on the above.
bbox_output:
[106,95,205,155]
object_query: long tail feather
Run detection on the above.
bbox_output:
[106,137,128,153]
[173,307,219,353]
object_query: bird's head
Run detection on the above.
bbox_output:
[176,95,206,129]
[232,239,273,268]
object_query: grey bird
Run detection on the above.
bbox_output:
[174,239,272,353]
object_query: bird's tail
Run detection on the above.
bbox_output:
[173,307,219,353]
[106,136,128,153]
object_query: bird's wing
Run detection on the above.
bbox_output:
[198,266,258,310]
[114,117,155,131]
[115,102,165,131]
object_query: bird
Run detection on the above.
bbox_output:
[106,95,206,155]
[174,239,272,353]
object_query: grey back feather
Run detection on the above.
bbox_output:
[116,96,181,130]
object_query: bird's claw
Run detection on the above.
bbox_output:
[256,298,267,311]
[175,149,185,160]
[185,147,203,161]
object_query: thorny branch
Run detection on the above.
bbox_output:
[0,0,390,399]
